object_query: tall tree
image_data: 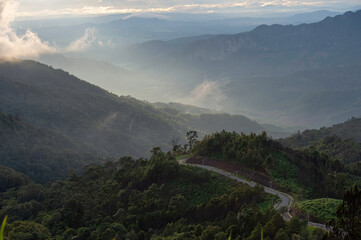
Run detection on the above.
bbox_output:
[325,185,361,240]
[186,131,198,152]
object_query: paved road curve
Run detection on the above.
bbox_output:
[179,159,329,230]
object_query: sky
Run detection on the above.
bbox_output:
[14,0,361,18]
[0,0,359,59]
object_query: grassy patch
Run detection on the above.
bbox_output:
[176,154,189,161]
[295,198,342,223]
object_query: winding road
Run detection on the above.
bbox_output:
[179,158,329,230]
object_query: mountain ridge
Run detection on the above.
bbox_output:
[0,60,276,159]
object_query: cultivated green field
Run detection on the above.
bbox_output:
[295,198,342,223]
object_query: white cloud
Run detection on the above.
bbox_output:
[65,28,96,52]
[0,0,54,59]
[259,0,325,7]
[179,79,230,109]
[0,0,101,59]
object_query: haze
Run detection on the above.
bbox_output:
[2,0,361,129]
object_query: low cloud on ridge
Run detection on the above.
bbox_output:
[179,79,230,110]
[65,28,96,52]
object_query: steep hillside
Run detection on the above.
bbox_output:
[0,60,185,157]
[0,60,271,159]
[0,110,103,183]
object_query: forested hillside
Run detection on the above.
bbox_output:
[0,110,103,183]
[279,117,361,180]
[191,131,361,199]
[0,60,274,159]
[0,60,186,157]
[0,151,325,240]
[281,117,361,148]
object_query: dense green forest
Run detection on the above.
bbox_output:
[0,110,104,183]
[191,131,361,199]
[280,117,361,148]
[0,150,326,240]
[280,118,361,179]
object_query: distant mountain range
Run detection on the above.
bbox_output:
[34,10,361,129]
[133,10,361,76]
[20,10,339,52]
[116,10,361,128]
